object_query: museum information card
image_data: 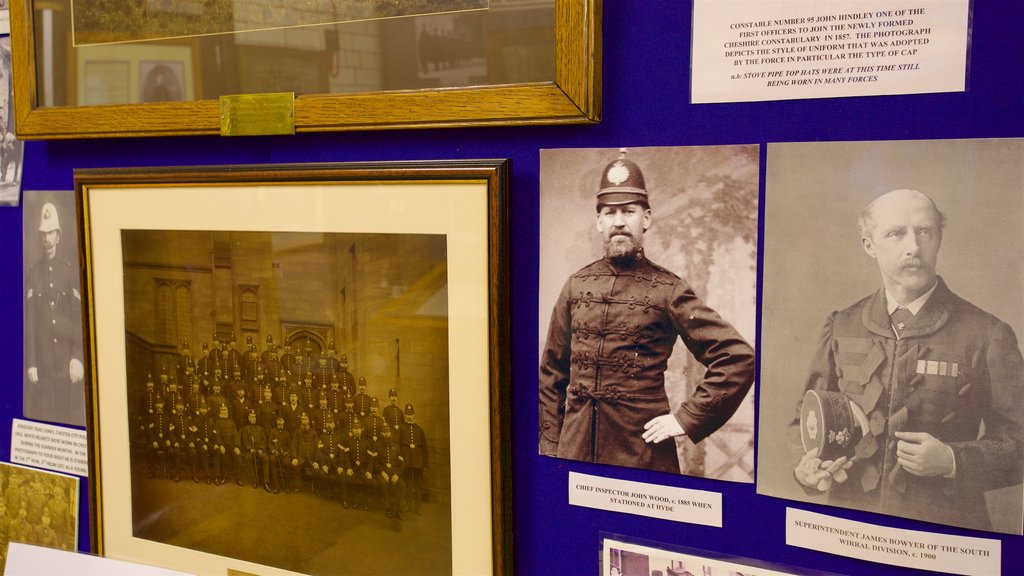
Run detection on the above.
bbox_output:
[787,508,1000,575]
[569,471,722,527]
[10,418,89,476]
[691,0,970,103]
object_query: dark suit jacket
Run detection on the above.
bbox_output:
[796,277,1024,531]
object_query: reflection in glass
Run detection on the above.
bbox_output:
[72,0,488,45]
[36,0,554,108]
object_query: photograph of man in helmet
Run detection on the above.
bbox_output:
[22,191,86,426]
[538,146,758,479]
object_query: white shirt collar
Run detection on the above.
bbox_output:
[886,282,938,316]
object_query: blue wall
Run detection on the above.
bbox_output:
[0,2,1021,574]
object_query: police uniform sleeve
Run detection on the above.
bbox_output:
[668,279,755,444]
[67,263,84,362]
[948,320,1024,493]
[25,264,41,369]
[538,278,573,455]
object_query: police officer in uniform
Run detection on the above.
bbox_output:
[267,415,291,493]
[538,150,756,473]
[290,412,319,492]
[399,404,428,514]
[382,388,402,433]
[374,426,405,519]
[792,189,1024,531]
[353,377,373,418]
[241,410,269,489]
[25,202,85,425]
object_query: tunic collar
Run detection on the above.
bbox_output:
[885,281,938,316]
[863,276,952,339]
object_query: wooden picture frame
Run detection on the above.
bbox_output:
[75,160,511,575]
[12,0,601,139]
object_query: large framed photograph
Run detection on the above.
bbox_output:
[76,161,511,575]
[756,138,1024,534]
[11,0,600,139]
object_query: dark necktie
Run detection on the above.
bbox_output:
[891,307,913,337]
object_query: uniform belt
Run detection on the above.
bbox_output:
[567,385,662,405]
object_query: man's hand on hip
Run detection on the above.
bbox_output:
[642,414,685,444]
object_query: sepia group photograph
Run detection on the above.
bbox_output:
[0,462,79,572]
[120,229,452,575]
[756,138,1024,534]
[538,145,759,482]
[77,167,503,575]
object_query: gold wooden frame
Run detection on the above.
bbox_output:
[77,160,512,575]
[12,1,601,139]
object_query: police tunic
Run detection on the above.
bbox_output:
[25,255,83,421]
[539,253,755,472]
[399,422,428,470]
[797,278,1024,530]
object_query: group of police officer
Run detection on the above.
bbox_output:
[131,335,429,520]
[1,471,76,565]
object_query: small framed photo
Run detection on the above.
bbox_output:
[76,161,511,575]
[0,461,80,571]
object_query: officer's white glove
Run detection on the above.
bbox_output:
[69,359,84,383]
[642,414,686,444]
[27,367,39,384]
[795,447,853,492]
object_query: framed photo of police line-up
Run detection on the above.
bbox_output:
[11,0,600,138]
[76,161,511,576]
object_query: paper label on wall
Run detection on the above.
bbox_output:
[569,471,722,526]
[691,0,970,103]
[786,508,1000,576]
[11,418,89,476]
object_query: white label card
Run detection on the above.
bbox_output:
[691,0,970,103]
[11,418,89,476]
[569,471,722,527]
[787,508,1001,576]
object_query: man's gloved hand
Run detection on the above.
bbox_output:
[795,447,853,492]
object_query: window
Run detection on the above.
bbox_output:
[240,285,259,331]
[156,279,191,346]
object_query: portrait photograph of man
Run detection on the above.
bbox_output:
[22,191,86,427]
[538,145,758,480]
[756,138,1024,534]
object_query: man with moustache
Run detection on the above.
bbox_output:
[793,189,1024,531]
[25,202,85,424]
[538,150,755,473]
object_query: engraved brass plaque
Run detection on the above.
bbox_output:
[220,93,295,137]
